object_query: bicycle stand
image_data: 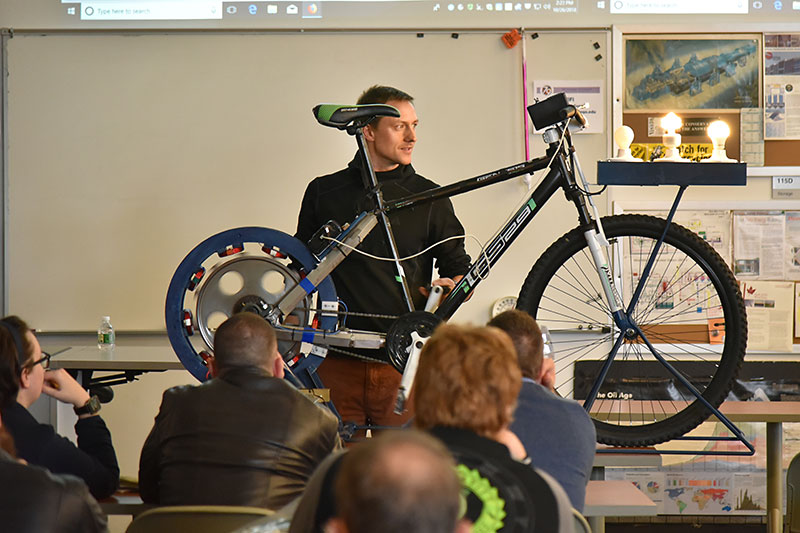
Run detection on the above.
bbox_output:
[594,161,753,457]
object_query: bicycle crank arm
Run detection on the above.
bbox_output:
[394,331,426,415]
[274,325,384,350]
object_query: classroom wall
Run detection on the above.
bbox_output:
[4,29,611,333]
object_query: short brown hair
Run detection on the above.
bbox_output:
[488,309,543,380]
[335,430,461,533]
[357,85,413,105]
[213,313,279,373]
[413,324,521,437]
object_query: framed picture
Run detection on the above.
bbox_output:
[624,35,761,112]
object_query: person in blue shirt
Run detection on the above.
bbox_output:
[489,309,597,512]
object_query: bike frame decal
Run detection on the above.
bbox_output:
[464,197,537,288]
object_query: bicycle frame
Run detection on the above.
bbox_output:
[272,121,612,351]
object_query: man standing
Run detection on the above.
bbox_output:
[296,85,470,432]
[489,309,596,511]
[139,312,340,509]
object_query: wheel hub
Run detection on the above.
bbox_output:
[234,295,270,317]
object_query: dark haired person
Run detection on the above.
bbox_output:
[0,411,109,533]
[139,312,340,509]
[0,315,119,499]
[489,309,596,511]
[296,85,470,433]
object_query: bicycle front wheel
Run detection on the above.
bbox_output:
[517,214,747,446]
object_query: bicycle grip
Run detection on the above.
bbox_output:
[560,105,587,127]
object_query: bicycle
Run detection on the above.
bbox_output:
[166,92,747,447]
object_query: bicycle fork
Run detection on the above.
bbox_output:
[580,186,692,412]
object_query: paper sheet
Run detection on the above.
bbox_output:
[739,280,795,352]
[733,212,787,280]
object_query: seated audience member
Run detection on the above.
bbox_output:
[324,430,468,533]
[414,324,573,533]
[287,449,345,533]
[0,316,119,499]
[489,309,596,511]
[139,312,341,509]
[0,412,109,533]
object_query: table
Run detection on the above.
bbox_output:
[48,345,185,372]
[583,479,657,533]
[586,401,800,533]
[38,337,186,431]
[45,341,185,388]
[717,401,800,533]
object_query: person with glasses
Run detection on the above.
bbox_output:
[0,315,119,499]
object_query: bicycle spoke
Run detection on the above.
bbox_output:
[519,215,745,445]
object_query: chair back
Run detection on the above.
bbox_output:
[126,505,274,533]
[788,453,800,533]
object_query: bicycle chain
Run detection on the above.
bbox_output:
[312,308,399,364]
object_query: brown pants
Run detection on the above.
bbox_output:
[317,355,414,435]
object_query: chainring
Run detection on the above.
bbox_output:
[386,311,443,372]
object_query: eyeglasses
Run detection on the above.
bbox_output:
[29,351,51,370]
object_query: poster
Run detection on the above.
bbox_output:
[740,280,795,352]
[733,212,787,280]
[764,34,800,140]
[740,108,765,166]
[605,421,768,516]
[636,210,732,265]
[630,143,712,162]
[531,80,604,134]
[625,37,761,112]
[795,282,800,338]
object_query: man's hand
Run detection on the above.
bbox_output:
[538,357,556,393]
[418,278,459,313]
[418,277,456,299]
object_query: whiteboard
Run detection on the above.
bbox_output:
[5,30,609,331]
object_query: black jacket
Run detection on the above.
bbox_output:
[0,449,109,533]
[0,402,119,499]
[429,426,573,533]
[138,366,341,509]
[296,156,471,359]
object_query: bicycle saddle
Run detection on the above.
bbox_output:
[313,103,399,130]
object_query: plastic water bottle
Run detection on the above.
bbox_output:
[97,316,115,348]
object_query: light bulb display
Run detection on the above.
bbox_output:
[614,125,634,150]
[609,125,642,162]
[655,111,688,162]
[703,120,736,163]
[660,112,682,134]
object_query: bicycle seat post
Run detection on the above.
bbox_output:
[353,127,416,313]
[354,128,380,193]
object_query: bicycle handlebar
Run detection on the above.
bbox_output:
[560,105,587,127]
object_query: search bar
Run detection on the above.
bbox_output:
[610,0,747,13]
[81,2,222,20]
